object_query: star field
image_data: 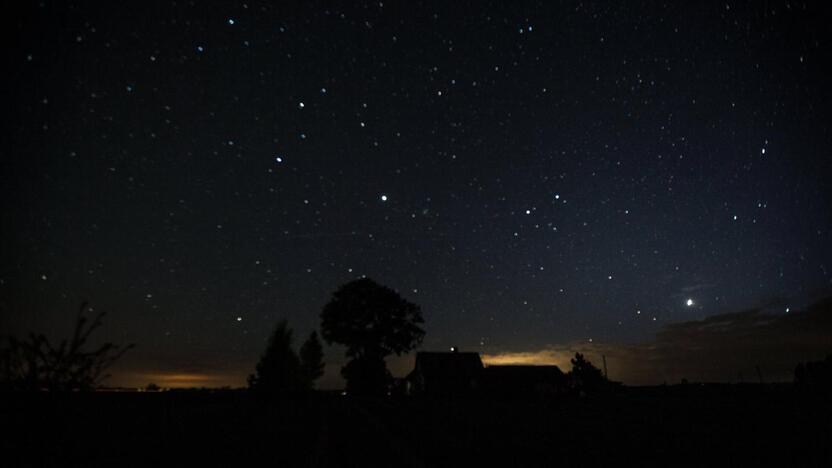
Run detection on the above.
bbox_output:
[2,1,831,387]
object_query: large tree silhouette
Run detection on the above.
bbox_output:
[320,278,424,395]
[249,321,325,394]
[299,331,325,388]
[249,320,304,394]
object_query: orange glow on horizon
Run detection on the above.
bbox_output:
[481,350,573,369]
[112,371,245,389]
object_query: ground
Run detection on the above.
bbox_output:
[2,386,830,467]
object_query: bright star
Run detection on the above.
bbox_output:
[686,298,694,307]
[380,194,388,202]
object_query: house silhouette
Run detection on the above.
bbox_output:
[407,350,484,396]
[407,349,567,398]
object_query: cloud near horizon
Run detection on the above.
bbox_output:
[483,297,832,385]
[108,298,832,389]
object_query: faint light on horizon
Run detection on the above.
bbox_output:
[482,350,570,368]
[122,372,240,389]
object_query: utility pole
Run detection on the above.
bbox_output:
[602,355,608,379]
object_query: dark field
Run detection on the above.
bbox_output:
[3,386,830,467]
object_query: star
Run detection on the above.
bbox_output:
[686,298,694,307]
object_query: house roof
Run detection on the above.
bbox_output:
[410,351,483,380]
[483,365,565,381]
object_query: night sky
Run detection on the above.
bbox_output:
[3,1,831,388]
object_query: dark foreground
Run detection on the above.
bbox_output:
[2,385,830,467]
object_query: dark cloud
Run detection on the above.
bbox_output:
[678,283,716,294]
[485,297,832,385]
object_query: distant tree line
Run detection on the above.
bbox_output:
[795,354,832,390]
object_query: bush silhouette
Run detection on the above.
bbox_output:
[320,278,424,395]
[0,302,133,391]
[569,353,608,394]
[795,354,832,390]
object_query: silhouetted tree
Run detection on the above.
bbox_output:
[341,356,392,396]
[795,354,832,390]
[0,302,134,391]
[320,278,425,395]
[299,331,325,388]
[794,362,807,386]
[249,320,305,394]
[569,353,608,394]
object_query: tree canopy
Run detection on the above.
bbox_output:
[320,278,424,395]
[321,278,425,359]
